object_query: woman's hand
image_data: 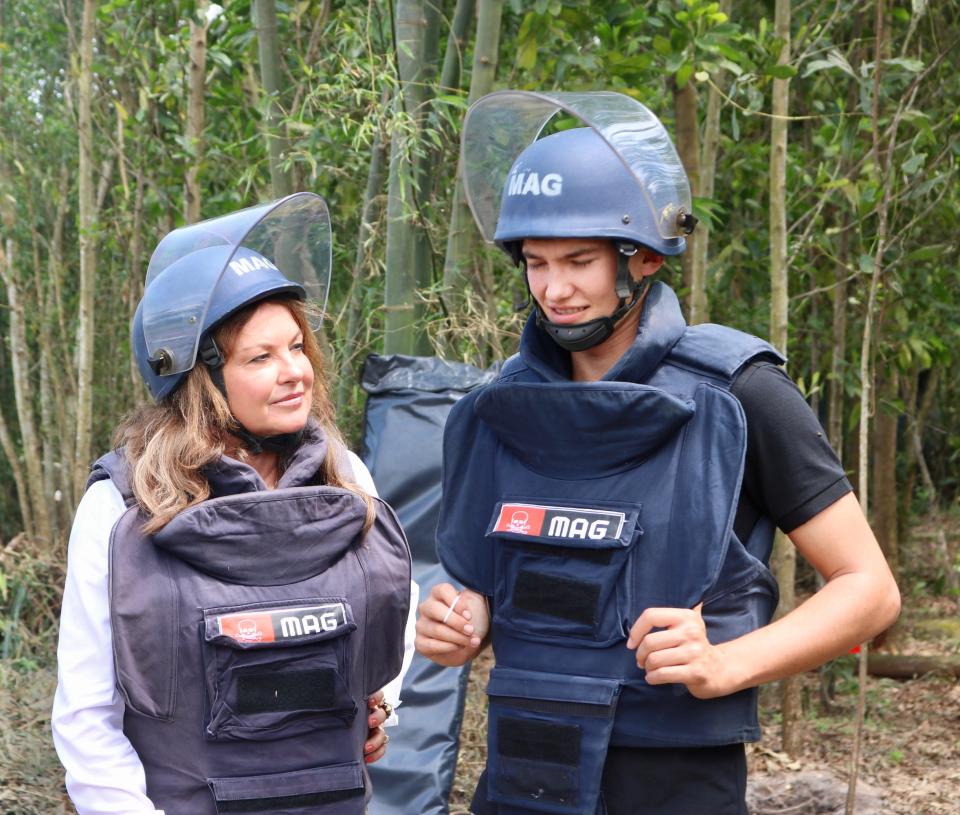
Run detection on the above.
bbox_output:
[415,584,489,667]
[364,691,389,764]
[626,603,734,699]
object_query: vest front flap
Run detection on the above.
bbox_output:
[437,391,498,596]
[152,488,368,585]
[474,381,694,479]
[109,508,178,720]
[356,499,412,695]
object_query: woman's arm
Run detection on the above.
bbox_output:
[52,479,165,814]
[627,492,901,698]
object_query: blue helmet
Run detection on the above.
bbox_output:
[132,245,305,401]
[460,92,696,351]
[494,127,689,257]
[132,193,331,402]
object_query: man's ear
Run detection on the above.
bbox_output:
[631,250,665,279]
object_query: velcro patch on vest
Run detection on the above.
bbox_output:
[513,569,601,626]
[207,602,350,647]
[498,716,581,766]
[237,668,336,714]
[491,502,626,544]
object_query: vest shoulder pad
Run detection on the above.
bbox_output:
[87,449,137,507]
[666,324,785,384]
[497,353,530,382]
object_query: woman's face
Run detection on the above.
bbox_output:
[221,300,314,437]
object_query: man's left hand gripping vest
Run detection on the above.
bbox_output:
[437,284,782,815]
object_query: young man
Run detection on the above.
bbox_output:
[416,91,900,815]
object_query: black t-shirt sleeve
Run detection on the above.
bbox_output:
[730,361,852,540]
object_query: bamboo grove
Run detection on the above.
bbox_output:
[0,0,957,666]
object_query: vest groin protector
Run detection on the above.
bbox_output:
[90,422,411,815]
[437,284,784,815]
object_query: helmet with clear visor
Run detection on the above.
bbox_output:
[132,193,332,402]
[461,90,696,258]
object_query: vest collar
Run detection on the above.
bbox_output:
[203,418,329,496]
[151,419,365,585]
[519,281,687,384]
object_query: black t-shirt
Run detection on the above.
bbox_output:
[472,360,852,815]
[731,360,852,540]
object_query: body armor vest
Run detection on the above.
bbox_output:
[89,423,411,815]
[437,283,784,815]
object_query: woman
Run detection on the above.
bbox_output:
[53,195,414,815]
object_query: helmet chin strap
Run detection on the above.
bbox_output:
[530,243,647,353]
[199,337,306,456]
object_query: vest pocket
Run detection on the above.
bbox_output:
[487,498,640,645]
[208,761,365,814]
[486,667,620,815]
[201,598,358,742]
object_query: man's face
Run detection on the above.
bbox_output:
[522,238,663,325]
[523,238,621,326]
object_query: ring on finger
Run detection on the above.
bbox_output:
[441,593,462,625]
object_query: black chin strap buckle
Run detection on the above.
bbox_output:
[614,242,639,300]
[198,337,225,369]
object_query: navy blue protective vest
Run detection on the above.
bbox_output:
[89,422,411,815]
[437,283,784,815]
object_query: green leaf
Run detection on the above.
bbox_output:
[653,34,672,56]
[676,61,694,87]
[884,57,924,73]
[859,254,875,275]
[901,152,926,174]
[517,36,538,71]
[766,63,797,79]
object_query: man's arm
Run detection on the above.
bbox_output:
[627,492,901,698]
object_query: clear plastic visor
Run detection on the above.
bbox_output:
[461,90,692,243]
[141,192,332,376]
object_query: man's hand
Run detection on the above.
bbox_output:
[415,584,489,667]
[626,603,734,699]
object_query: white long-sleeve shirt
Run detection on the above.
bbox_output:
[52,451,418,815]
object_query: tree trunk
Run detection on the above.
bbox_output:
[184,0,209,223]
[383,0,439,355]
[899,366,938,542]
[253,0,293,198]
[688,0,731,326]
[439,0,475,92]
[848,4,889,812]
[827,226,849,457]
[0,404,33,540]
[0,237,54,546]
[442,0,504,327]
[673,78,700,317]
[336,106,389,414]
[768,0,801,760]
[872,365,899,580]
[73,0,98,504]
[866,653,960,680]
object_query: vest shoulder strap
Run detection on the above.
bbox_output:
[665,324,785,386]
[87,450,138,508]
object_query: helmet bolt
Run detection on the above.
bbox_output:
[621,214,631,224]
